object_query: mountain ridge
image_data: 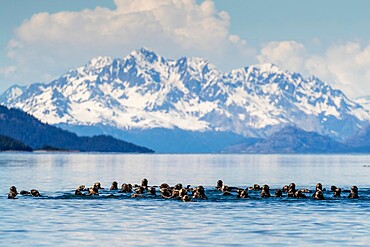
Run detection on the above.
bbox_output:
[1,48,369,149]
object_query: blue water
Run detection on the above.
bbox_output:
[0,153,370,246]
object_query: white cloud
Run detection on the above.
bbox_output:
[257,40,370,98]
[257,41,308,74]
[5,0,370,98]
[0,66,16,77]
[6,0,253,86]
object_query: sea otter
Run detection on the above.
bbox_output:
[216,180,223,190]
[274,189,283,197]
[312,183,324,198]
[135,186,145,194]
[331,185,337,192]
[160,188,172,199]
[193,186,207,199]
[75,185,86,196]
[141,178,148,189]
[30,189,41,197]
[287,183,296,197]
[333,188,341,197]
[148,187,156,196]
[313,190,324,200]
[110,181,118,190]
[249,184,261,191]
[174,183,183,190]
[171,189,180,199]
[348,186,359,199]
[88,182,101,195]
[282,185,289,193]
[120,183,132,193]
[260,185,271,198]
[237,189,250,198]
[8,186,18,199]
[182,195,191,202]
[160,183,170,189]
[131,193,143,198]
[295,190,307,199]
[179,188,188,198]
[316,183,323,191]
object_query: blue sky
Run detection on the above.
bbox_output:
[1,0,370,97]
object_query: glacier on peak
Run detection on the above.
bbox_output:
[0,47,369,141]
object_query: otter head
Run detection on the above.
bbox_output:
[253,184,261,190]
[261,184,270,192]
[216,180,223,189]
[275,189,282,197]
[9,186,18,194]
[30,189,41,197]
[314,190,324,200]
[161,188,171,198]
[160,183,170,189]
[260,184,271,197]
[240,190,249,198]
[330,185,337,192]
[197,185,205,194]
[171,190,180,198]
[179,188,188,197]
[77,185,86,191]
[288,183,296,191]
[316,183,323,191]
[174,183,183,190]
[121,183,132,193]
[182,195,191,202]
[149,187,156,195]
[135,186,145,194]
[141,178,148,188]
[351,186,358,193]
[94,182,102,190]
[295,190,306,198]
[282,185,289,193]
[333,188,341,197]
[110,181,118,190]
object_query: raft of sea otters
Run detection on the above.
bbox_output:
[7,179,361,201]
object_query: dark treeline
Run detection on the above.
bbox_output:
[0,106,154,153]
[0,135,32,151]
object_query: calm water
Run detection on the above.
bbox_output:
[0,153,369,246]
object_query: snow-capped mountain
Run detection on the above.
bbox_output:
[1,47,369,142]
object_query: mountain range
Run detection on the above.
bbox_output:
[1,48,370,153]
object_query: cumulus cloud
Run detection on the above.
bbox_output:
[0,66,16,77]
[257,40,370,98]
[5,0,253,86]
[4,0,370,98]
[257,41,307,73]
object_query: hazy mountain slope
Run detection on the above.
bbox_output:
[0,106,153,153]
[224,126,350,154]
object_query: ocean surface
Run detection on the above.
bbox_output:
[0,153,369,246]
